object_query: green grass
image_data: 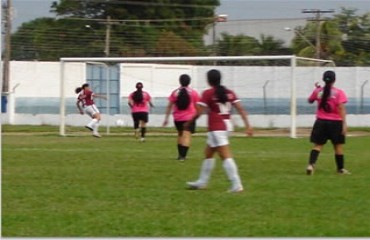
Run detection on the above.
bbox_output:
[2,127,370,237]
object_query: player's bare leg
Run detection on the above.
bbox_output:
[177,130,192,161]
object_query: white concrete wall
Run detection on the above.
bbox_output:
[2,61,370,128]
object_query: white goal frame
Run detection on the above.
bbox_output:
[59,55,335,138]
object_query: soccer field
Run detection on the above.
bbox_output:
[2,127,370,237]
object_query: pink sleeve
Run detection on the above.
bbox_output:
[142,92,151,102]
[338,90,348,104]
[169,90,177,103]
[192,90,200,103]
[308,88,319,102]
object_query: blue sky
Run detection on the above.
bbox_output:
[11,0,370,31]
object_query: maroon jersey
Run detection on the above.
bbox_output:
[198,87,240,131]
[77,89,95,107]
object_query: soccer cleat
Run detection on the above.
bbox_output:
[228,186,244,193]
[177,156,186,162]
[306,164,315,175]
[338,168,351,175]
[92,132,101,138]
[186,181,207,190]
[140,138,145,142]
[85,125,94,131]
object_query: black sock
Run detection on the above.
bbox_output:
[141,127,146,138]
[309,149,320,165]
[177,144,182,157]
[335,154,344,170]
[182,146,189,158]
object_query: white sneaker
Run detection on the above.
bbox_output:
[306,164,315,175]
[338,168,351,175]
[187,181,207,190]
[93,132,101,138]
[140,138,145,142]
[228,186,244,193]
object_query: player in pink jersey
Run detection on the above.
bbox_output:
[306,70,350,175]
[128,82,154,142]
[75,83,107,138]
[185,69,253,192]
[163,74,200,161]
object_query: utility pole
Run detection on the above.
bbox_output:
[302,9,334,59]
[3,0,12,94]
[104,15,111,57]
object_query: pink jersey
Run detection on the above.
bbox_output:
[129,91,152,113]
[198,87,240,131]
[308,86,347,121]
[77,89,94,107]
[168,87,200,121]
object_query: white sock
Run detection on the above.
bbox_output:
[94,121,100,133]
[88,118,97,127]
[223,158,242,188]
[198,158,215,185]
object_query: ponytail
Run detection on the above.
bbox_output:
[207,69,228,103]
[176,88,190,110]
[319,70,336,113]
[215,85,228,104]
[176,74,191,110]
[75,87,82,94]
[319,83,332,112]
[133,82,144,104]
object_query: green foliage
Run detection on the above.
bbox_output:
[216,33,291,65]
[334,8,370,66]
[291,7,370,66]
[2,130,370,236]
[11,0,220,60]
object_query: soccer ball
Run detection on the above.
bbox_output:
[116,119,125,127]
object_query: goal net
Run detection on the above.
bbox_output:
[59,55,335,138]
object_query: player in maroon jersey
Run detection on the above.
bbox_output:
[185,69,253,192]
[75,83,107,138]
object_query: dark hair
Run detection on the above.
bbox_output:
[319,70,336,112]
[82,83,89,89]
[133,82,144,104]
[75,87,82,94]
[207,69,228,104]
[176,74,191,110]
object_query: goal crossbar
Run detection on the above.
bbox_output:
[59,55,335,138]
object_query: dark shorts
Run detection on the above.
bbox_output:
[175,120,196,134]
[132,112,149,123]
[310,119,345,145]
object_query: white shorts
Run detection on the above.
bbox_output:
[84,104,100,118]
[207,131,230,148]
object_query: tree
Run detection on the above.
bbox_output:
[291,21,344,60]
[217,33,261,56]
[291,7,370,66]
[11,0,220,60]
[216,33,290,65]
[333,8,370,66]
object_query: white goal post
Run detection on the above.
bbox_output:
[59,55,335,138]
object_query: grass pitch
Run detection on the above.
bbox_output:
[2,126,370,237]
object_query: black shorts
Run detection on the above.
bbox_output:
[132,112,149,123]
[310,119,345,145]
[175,120,196,134]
